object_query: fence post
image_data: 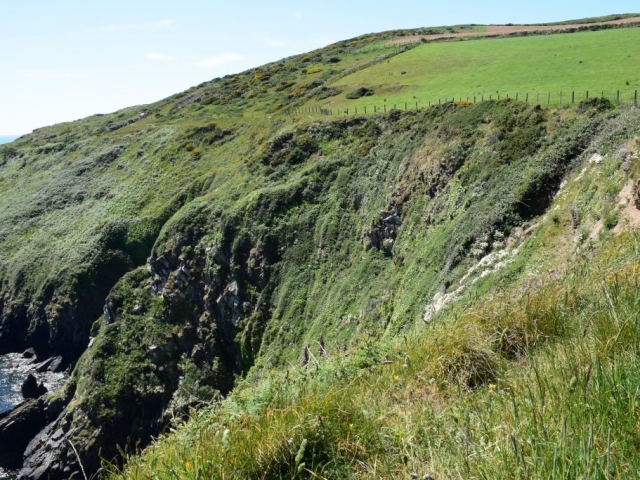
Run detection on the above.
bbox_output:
[364,106,367,114]
[497,94,500,101]
[548,92,550,105]
[617,90,619,103]
[635,90,638,106]
[346,108,348,115]
[489,95,492,101]
[537,93,539,105]
[526,93,528,103]
[474,96,476,104]
[560,91,562,104]
[355,107,357,114]
[572,91,575,103]
[516,93,518,101]
[384,104,386,112]
[586,91,589,100]
[405,102,407,110]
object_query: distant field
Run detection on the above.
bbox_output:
[313,27,640,112]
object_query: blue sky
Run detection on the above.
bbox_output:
[1,1,638,135]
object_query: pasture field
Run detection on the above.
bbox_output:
[311,27,640,112]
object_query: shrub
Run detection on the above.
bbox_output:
[604,212,619,230]
[346,87,375,100]
[192,148,201,159]
[577,97,614,113]
[275,81,294,92]
[316,87,342,101]
[306,66,322,75]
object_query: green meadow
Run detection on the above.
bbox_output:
[317,28,640,111]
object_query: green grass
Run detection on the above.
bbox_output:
[99,103,640,478]
[108,228,640,479]
[312,28,640,112]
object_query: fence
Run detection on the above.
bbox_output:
[288,89,639,118]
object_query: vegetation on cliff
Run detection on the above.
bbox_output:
[0,16,639,479]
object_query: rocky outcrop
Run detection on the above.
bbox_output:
[0,389,68,471]
[16,227,278,479]
[21,374,47,400]
[0,400,47,469]
[0,280,116,370]
[366,205,402,255]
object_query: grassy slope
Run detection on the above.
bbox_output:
[112,118,640,479]
[536,13,640,25]
[310,28,640,112]
[110,109,640,478]
[1,18,640,479]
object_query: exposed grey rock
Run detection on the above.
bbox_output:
[22,348,36,359]
[0,399,46,469]
[103,301,115,324]
[366,205,402,255]
[34,358,54,373]
[131,303,144,315]
[47,357,65,373]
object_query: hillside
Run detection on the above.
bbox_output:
[0,17,639,479]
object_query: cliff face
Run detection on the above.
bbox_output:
[1,90,638,477]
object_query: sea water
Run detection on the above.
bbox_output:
[0,136,19,145]
[0,354,67,479]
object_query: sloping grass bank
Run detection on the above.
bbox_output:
[108,227,640,478]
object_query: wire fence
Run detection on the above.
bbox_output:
[287,89,639,118]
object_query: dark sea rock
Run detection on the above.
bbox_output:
[0,400,46,469]
[20,375,47,400]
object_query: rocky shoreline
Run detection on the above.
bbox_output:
[0,354,68,476]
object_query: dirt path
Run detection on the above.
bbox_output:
[391,17,640,44]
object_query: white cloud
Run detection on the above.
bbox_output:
[266,39,287,48]
[86,19,177,33]
[293,11,303,19]
[196,53,243,68]
[147,52,173,62]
